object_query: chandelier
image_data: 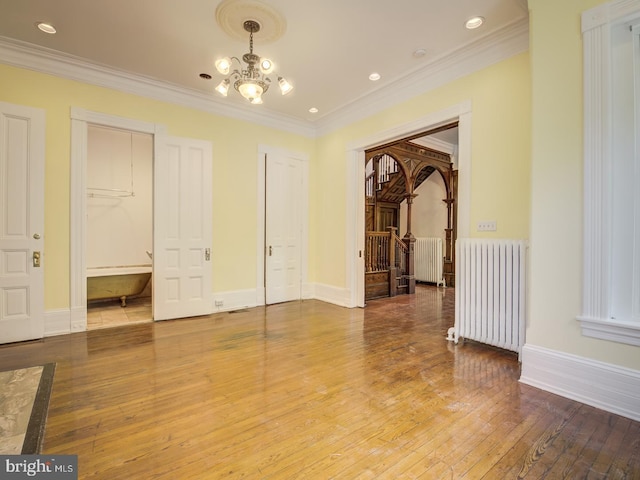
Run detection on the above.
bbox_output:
[214,20,293,104]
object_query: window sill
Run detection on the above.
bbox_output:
[578,316,640,347]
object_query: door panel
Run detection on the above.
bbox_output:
[265,153,302,304]
[153,136,212,320]
[377,206,398,232]
[0,102,45,343]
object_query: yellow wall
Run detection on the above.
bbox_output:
[0,63,315,310]
[1,50,532,317]
[528,0,639,369]
[314,53,532,288]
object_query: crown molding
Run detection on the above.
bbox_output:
[0,15,528,140]
[582,0,640,32]
[0,36,316,138]
[315,17,529,137]
[412,136,457,156]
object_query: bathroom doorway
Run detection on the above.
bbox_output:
[85,124,153,330]
[70,108,213,333]
[69,109,167,333]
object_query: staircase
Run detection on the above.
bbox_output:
[364,142,455,300]
[365,228,410,300]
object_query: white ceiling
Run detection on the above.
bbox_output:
[0,0,528,130]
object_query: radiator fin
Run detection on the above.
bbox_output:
[415,237,445,286]
[451,238,527,356]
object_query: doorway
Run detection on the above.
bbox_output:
[346,101,472,308]
[85,124,153,330]
[257,145,309,306]
[70,109,213,331]
[363,125,457,301]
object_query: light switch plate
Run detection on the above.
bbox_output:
[477,221,497,231]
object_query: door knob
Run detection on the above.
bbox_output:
[33,233,41,239]
[33,251,41,267]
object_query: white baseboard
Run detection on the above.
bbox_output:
[44,309,71,337]
[211,289,259,313]
[41,284,355,337]
[520,344,640,422]
[213,284,352,311]
[311,283,352,308]
[70,306,86,333]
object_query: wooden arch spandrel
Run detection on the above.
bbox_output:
[367,141,452,197]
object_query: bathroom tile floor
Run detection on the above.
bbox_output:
[87,296,152,330]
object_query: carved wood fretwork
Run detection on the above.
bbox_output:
[364,133,458,299]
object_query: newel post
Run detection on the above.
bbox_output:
[403,194,417,295]
[388,227,398,297]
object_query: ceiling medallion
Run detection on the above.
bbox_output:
[215,0,286,43]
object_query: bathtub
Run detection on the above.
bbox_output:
[87,265,152,307]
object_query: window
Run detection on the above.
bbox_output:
[579,0,640,346]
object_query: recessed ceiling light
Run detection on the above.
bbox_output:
[369,73,381,81]
[465,16,484,29]
[413,49,427,58]
[36,22,56,34]
[309,107,318,114]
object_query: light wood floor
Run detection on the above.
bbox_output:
[0,286,638,479]
[87,296,152,330]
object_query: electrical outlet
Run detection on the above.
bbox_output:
[477,221,497,232]
[214,299,224,307]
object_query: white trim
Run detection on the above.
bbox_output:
[212,289,260,313]
[43,309,71,337]
[412,136,457,156]
[209,285,350,313]
[312,284,352,308]
[0,16,526,138]
[314,18,528,136]
[577,316,640,345]
[582,0,640,31]
[0,36,315,138]
[346,149,366,308]
[634,24,640,321]
[345,102,472,308]
[256,151,267,307]
[256,144,310,306]
[520,344,640,422]
[70,108,167,331]
[580,0,640,345]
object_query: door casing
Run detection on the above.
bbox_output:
[70,108,167,331]
[345,102,473,307]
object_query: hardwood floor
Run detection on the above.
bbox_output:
[87,296,152,330]
[0,285,638,479]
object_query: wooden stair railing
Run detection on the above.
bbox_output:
[365,231,390,273]
[365,227,410,298]
[365,171,375,200]
[389,229,409,296]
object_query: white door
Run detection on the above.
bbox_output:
[153,135,212,321]
[265,152,303,304]
[0,102,45,343]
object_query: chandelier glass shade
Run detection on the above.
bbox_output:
[214,20,292,104]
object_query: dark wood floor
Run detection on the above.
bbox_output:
[0,285,638,479]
